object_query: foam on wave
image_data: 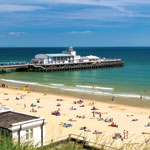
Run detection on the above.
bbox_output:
[1,79,150,100]
[76,85,114,91]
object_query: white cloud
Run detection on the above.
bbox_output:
[39,0,150,6]
[0,0,149,30]
[69,31,92,34]
[33,0,150,13]
[0,5,44,12]
[9,32,26,36]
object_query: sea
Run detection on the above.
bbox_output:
[0,47,150,105]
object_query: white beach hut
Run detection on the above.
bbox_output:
[0,106,46,147]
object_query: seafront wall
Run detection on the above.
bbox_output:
[0,59,124,73]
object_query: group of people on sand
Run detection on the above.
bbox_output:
[76,115,85,119]
[52,99,64,116]
[80,126,102,134]
[29,98,42,112]
[145,122,150,127]
[70,106,77,110]
[104,117,113,122]
[2,85,148,144]
[1,83,8,88]
[123,130,129,139]
[111,95,144,102]
[16,95,26,100]
[109,122,118,128]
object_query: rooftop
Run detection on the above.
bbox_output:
[0,106,13,113]
[0,111,38,129]
[46,53,72,57]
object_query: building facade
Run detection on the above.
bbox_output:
[31,47,100,65]
[0,107,46,147]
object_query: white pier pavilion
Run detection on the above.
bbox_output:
[32,47,100,65]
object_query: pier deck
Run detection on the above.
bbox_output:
[0,59,124,74]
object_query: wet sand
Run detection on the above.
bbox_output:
[1,80,150,108]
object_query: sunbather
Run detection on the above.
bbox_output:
[127,115,133,117]
[113,133,122,140]
[145,122,150,127]
[37,99,40,103]
[132,119,138,121]
[15,97,20,100]
[63,123,72,128]
[80,126,87,130]
[82,115,86,119]
[57,99,63,101]
[30,103,34,107]
[70,106,77,110]
[68,119,76,122]
[52,110,60,116]
[91,106,98,110]
[56,103,61,106]
[93,130,102,134]
[109,122,118,128]
[31,108,37,112]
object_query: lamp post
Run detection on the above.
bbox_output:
[83,126,86,143]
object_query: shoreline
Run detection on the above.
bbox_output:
[1,80,150,109]
[1,86,150,111]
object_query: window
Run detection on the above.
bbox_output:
[26,130,29,140]
[30,129,33,139]
[26,128,33,141]
[0,129,10,138]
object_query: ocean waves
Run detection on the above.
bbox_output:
[1,79,150,100]
[0,79,52,88]
[76,85,114,91]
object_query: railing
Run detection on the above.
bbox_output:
[45,134,120,150]
[0,61,27,66]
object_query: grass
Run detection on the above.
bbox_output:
[0,134,150,150]
[0,135,85,150]
[0,137,37,150]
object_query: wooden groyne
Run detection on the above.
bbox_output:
[0,59,124,74]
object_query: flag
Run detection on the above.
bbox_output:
[23,85,29,91]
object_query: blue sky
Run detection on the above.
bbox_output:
[0,0,150,47]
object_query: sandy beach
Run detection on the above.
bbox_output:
[0,87,150,148]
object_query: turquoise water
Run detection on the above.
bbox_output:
[0,47,150,100]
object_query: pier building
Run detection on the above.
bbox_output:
[32,47,100,65]
[0,47,124,73]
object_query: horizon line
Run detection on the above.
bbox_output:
[1,46,150,48]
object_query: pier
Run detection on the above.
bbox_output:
[0,47,124,74]
[0,59,124,74]
[0,64,29,74]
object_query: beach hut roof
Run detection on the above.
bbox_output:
[0,111,39,129]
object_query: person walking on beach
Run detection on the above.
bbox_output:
[93,85,96,89]
[140,96,143,102]
[123,130,126,139]
[92,111,95,118]
[111,96,115,102]
[126,131,128,139]
[81,95,85,100]
[24,104,26,108]
[99,112,101,119]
